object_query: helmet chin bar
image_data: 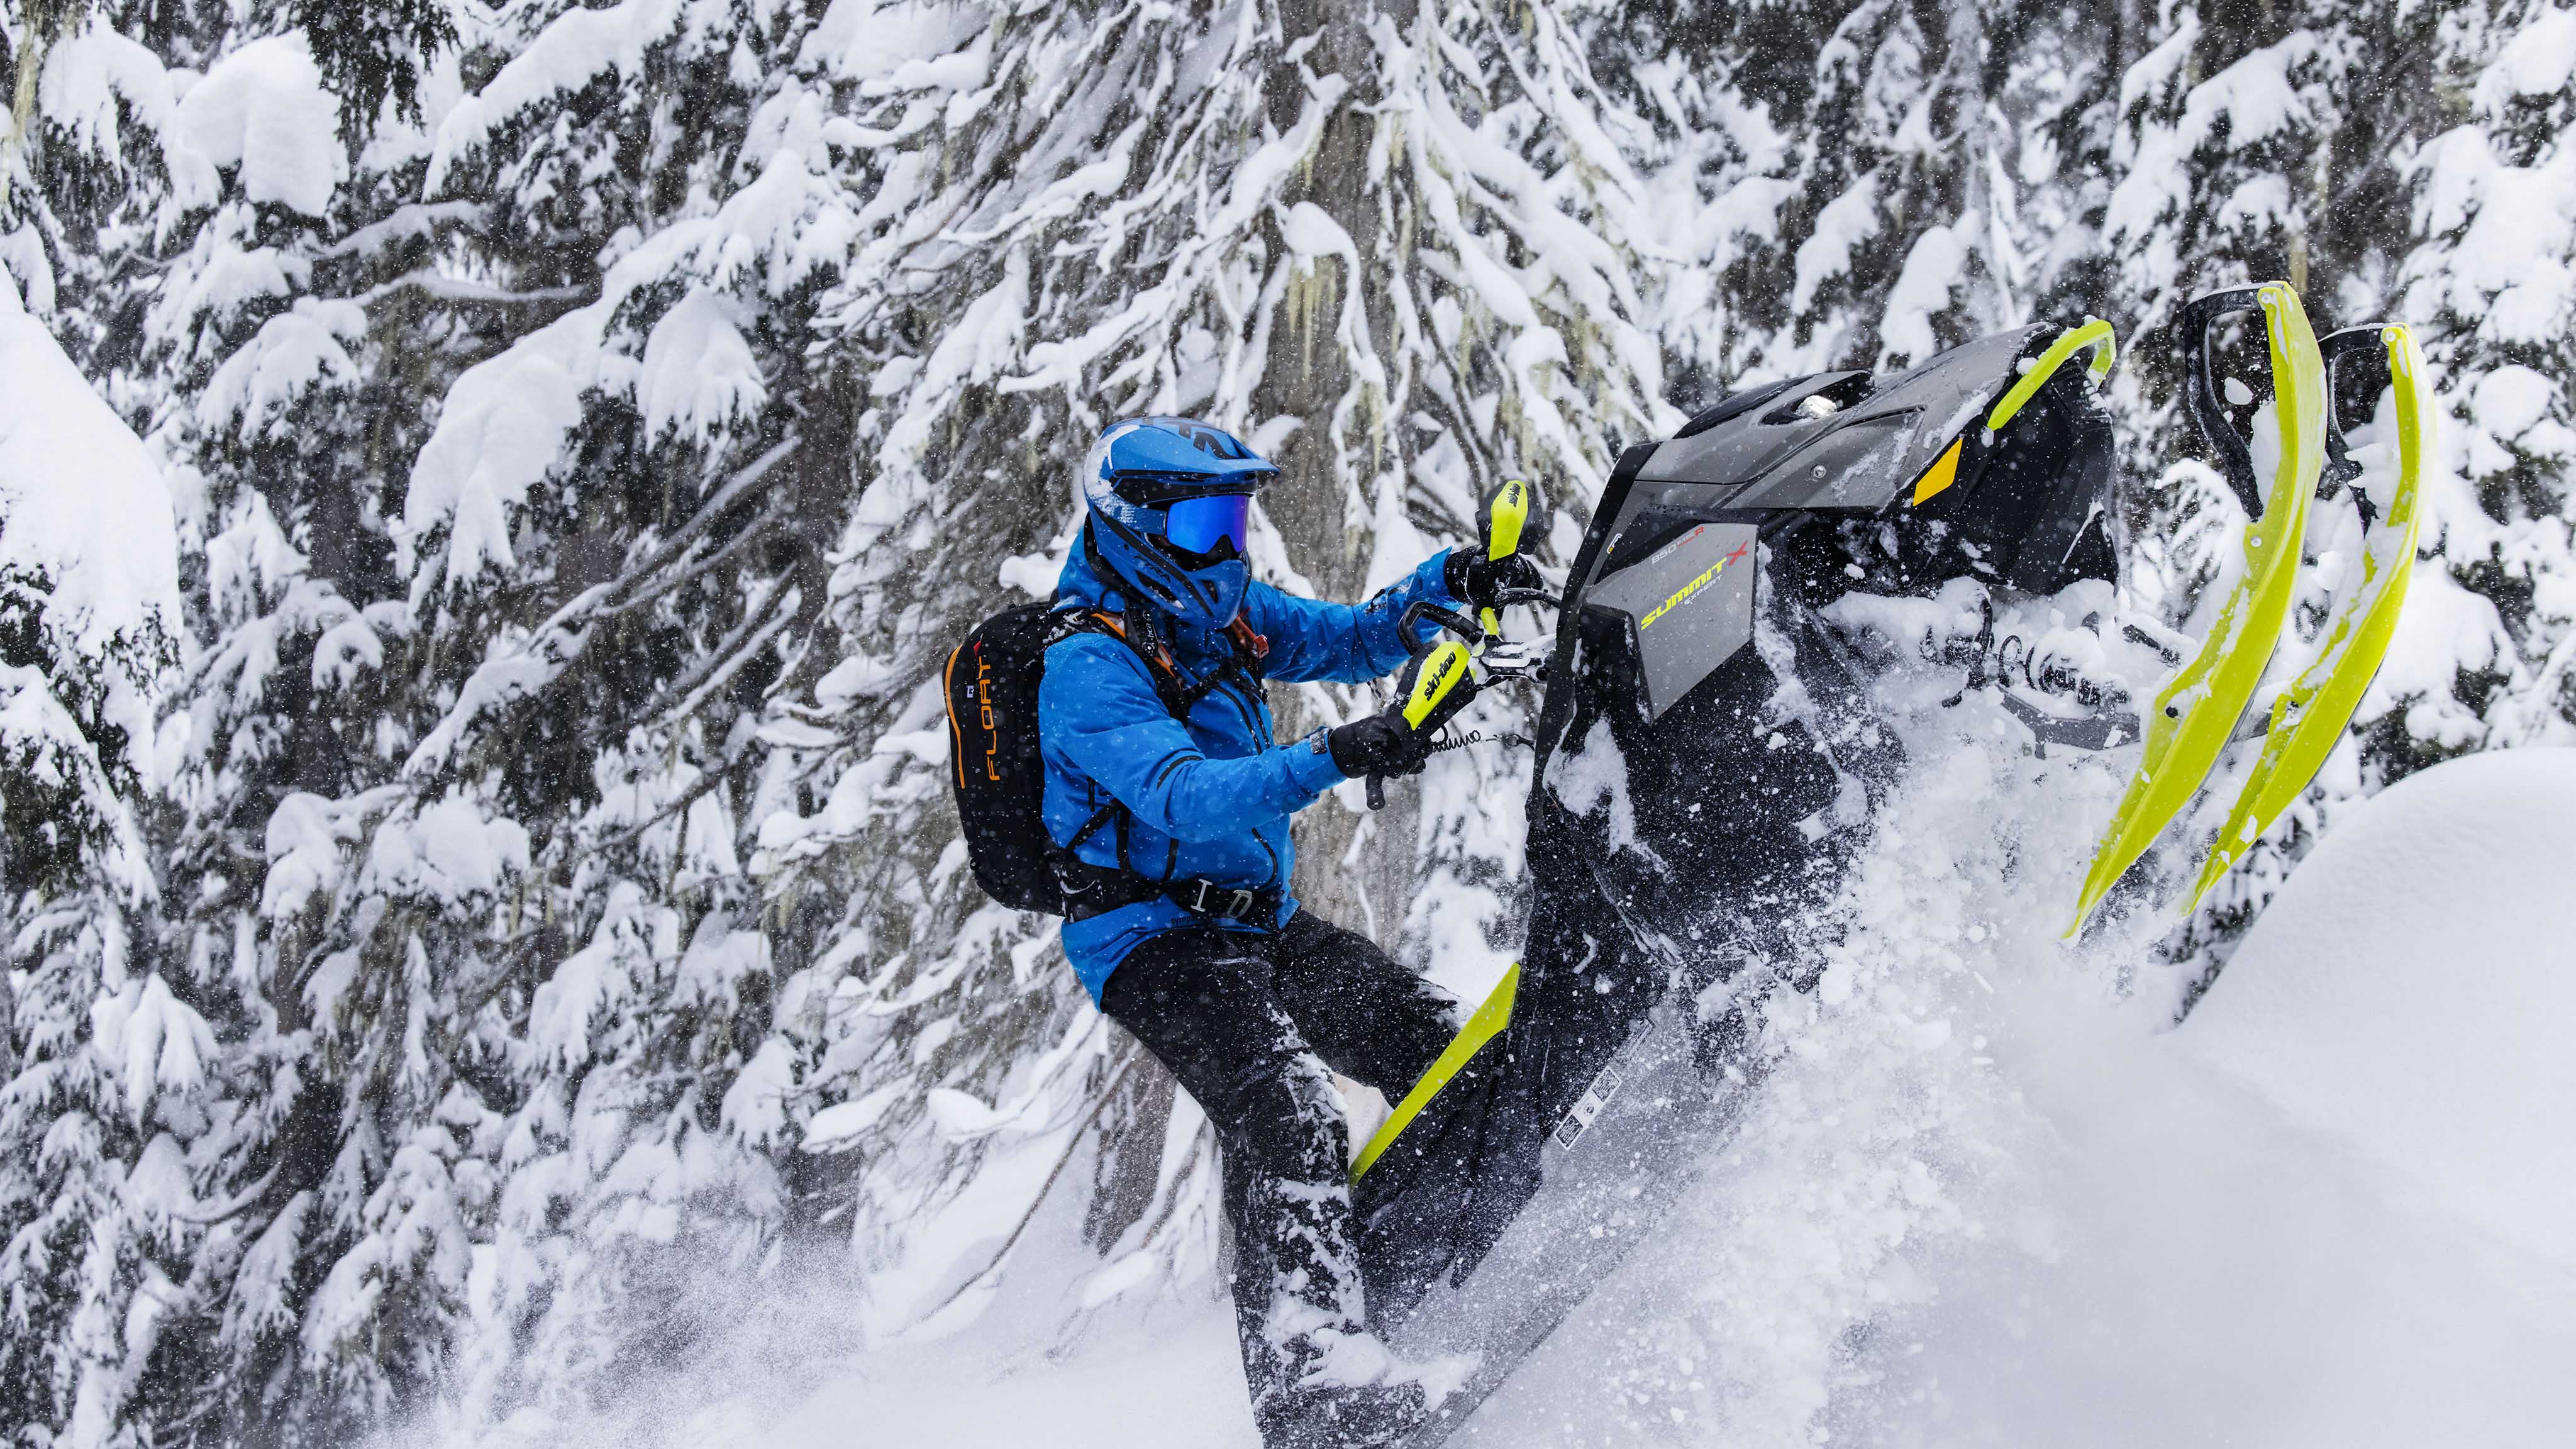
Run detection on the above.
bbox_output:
[1084,513,1248,628]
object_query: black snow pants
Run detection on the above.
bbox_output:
[1099,908,1458,1445]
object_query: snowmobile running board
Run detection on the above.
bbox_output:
[1347,286,2424,1445]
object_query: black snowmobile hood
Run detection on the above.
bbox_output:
[1539,322,2119,750]
[1635,329,2035,508]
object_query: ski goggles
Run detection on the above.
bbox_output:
[1161,492,1253,567]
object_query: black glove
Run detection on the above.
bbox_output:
[1445,548,1545,609]
[1328,712,1433,779]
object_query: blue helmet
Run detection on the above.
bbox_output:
[1080,416,1279,629]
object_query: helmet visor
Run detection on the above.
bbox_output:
[1162,492,1253,567]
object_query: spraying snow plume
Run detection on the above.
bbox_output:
[1463,739,2576,1448]
[379,736,2576,1449]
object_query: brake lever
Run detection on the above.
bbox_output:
[1370,567,1560,808]
[1398,599,1485,646]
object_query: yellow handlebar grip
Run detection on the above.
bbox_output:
[1402,640,1474,730]
[1485,479,1530,562]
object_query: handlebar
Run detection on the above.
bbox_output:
[1399,599,1487,647]
[1364,479,1560,810]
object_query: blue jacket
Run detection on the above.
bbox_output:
[1040,538,1462,1001]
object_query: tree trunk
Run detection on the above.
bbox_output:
[1261,0,1428,955]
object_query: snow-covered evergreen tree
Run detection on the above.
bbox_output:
[155,0,857,1432]
[749,0,1670,1336]
[2402,0,2576,759]
[0,248,183,1449]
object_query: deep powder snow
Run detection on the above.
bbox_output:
[426,741,2576,1449]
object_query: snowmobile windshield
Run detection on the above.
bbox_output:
[1161,492,1252,567]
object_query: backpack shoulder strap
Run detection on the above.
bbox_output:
[1056,607,1196,716]
[1169,619,1269,712]
[1043,608,1170,874]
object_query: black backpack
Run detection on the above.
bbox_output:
[943,602,1264,915]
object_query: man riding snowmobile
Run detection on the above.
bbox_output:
[947,284,2427,1449]
[1035,416,1536,1446]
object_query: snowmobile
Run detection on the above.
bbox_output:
[1351,281,2429,1444]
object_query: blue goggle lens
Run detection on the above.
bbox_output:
[1163,492,1252,562]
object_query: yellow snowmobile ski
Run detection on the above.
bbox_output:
[2187,323,2431,907]
[2066,282,2328,936]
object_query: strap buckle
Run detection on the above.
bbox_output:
[1182,880,1260,921]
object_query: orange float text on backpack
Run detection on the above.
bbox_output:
[977,650,1001,781]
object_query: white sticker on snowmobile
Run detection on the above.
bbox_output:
[1553,1052,1633,1153]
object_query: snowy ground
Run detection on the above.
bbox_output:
[1452,743,2576,1449]
[434,741,2576,1449]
